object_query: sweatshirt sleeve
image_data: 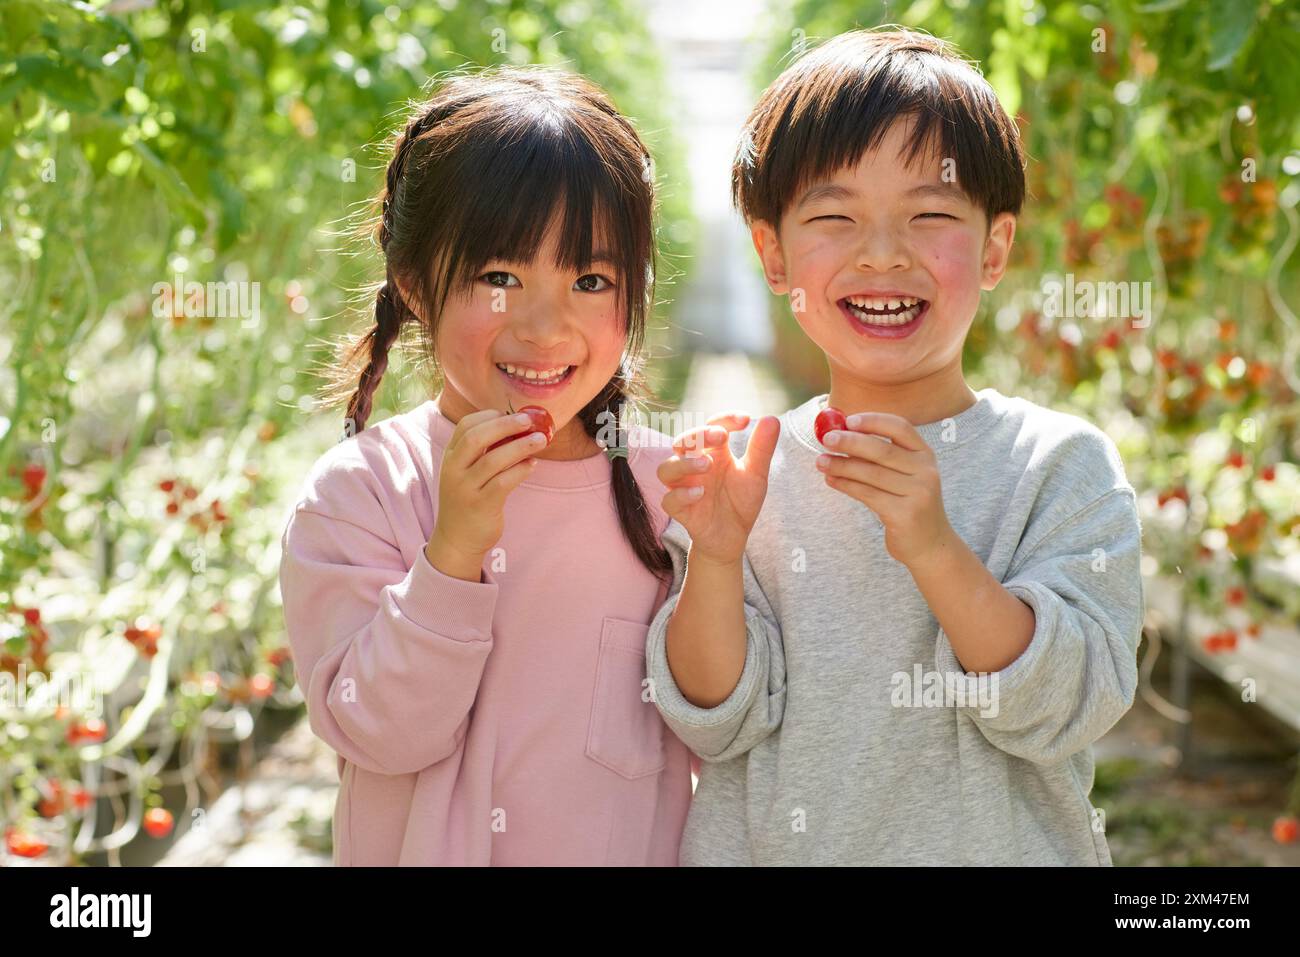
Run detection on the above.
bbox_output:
[645,518,787,762]
[934,483,1144,766]
[278,474,498,775]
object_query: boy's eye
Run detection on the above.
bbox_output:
[916,213,957,220]
[480,271,520,287]
[574,273,614,292]
[810,215,850,223]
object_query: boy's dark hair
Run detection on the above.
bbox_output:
[732,28,1026,231]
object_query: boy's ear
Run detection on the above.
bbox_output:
[980,212,1017,291]
[750,219,790,295]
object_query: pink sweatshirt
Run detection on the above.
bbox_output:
[278,398,692,865]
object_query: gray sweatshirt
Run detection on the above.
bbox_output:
[646,387,1144,865]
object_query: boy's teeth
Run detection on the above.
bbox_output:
[845,295,922,311]
[844,298,924,325]
[496,363,570,382]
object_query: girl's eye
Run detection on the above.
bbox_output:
[480,271,520,287]
[574,273,614,292]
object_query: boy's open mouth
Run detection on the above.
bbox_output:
[838,294,929,338]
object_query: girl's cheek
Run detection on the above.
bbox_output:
[589,319,626,384]
[436,304,502,389]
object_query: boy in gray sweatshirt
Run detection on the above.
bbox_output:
[647,28,1144,865]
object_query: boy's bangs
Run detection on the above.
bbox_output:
[735,31,1026,228]
[777,62,962,213]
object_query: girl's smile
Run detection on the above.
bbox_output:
[494,360,580,397]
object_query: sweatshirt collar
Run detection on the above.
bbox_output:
[787,387,1006,456]
[421,399,615,490]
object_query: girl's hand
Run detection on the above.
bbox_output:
[658,413,780,566]
[426,409,545,580]
[814,412,956,569]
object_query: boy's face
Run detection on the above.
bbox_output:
[750,116,1016,394]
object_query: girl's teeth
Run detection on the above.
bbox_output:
[497,363,570,383]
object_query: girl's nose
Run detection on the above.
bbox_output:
[514,295,572,349]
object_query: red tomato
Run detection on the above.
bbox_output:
[22,463,46,498]
[143,808,174,839]
[488,405,555,451]
[1273,816,1298,845]
[67,717,107,744]
[5,828,48,858]
[1260,465,1276,482]
[249,674,274,698]
[38,783,64,818]
[814,407,848,446]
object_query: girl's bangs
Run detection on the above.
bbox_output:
[436,119,643,305]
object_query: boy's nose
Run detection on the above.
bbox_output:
[853,228,911,272]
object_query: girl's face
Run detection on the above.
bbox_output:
[431,218,628,460]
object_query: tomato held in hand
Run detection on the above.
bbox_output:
[814,406,847,446]
[488,405,555,451]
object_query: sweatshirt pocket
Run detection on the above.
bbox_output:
[585,616,666,780]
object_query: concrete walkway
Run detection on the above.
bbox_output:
[158,712,334,866]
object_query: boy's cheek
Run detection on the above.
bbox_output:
[921,227,987,293]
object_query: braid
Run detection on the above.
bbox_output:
[344,278,407,435]
[580,365,673,582]
[349,105,443,438]
[379,105,441,251]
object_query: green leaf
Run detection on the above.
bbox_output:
[13,54,98,112]
[1206,0,1258,71]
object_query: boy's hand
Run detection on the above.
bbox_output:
[658,412,781,566]
[815,412,956,569]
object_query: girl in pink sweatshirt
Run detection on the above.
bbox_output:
[278,67,692,866]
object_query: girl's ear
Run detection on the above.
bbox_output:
[390,274,416,319]
[750,220,789,295]
[391,274,425,322]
